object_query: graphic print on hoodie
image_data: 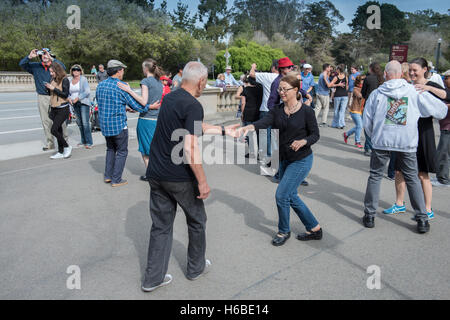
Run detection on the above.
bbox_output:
[386,97,408,126]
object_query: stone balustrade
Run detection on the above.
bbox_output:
[0,73,241,115]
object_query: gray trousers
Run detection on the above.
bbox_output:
[364,149,428,221]
[143,179,207,288]
[435,130,450,184]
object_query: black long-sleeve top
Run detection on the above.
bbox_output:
[53,77,70,99]
[253,103,320,162]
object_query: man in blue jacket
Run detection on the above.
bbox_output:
[19,48,67,151]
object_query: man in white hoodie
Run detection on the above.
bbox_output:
[362,60,448,234]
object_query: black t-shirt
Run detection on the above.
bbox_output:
[242,84,263,122]
[146,88,204,182]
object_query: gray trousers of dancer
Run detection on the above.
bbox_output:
[143,178,207,288]
[364,149,428,222]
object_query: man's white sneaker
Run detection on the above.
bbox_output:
[141,274,172,292]
[187,259,211,281]
[63,146,72,158]
[50,152,64,159]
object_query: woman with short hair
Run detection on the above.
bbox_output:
[68,64,93,148]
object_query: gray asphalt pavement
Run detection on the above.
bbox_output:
[0,122,449,300]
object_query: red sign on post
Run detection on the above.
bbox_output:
[390,45,408,63]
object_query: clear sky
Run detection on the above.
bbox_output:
[156,0,449,33]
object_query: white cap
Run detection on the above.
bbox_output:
[303,63,312,69]
[225,66,232,70]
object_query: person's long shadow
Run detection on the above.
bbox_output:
[318,135,367,157]
[206,188,277,237]
[306,173,416,231]
[314,152,369,174]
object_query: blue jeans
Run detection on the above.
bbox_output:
[332,96,348,128]
[275,154,319,233]
[73,102,93,146]
[104,129,128,184]
[346,112,362,143]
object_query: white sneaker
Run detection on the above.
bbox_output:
[50,152,64,159]
[63,145,72,158]
[141,274,172,292]
[187,259,211,281]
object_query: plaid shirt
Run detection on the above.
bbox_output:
[96,77,149,136]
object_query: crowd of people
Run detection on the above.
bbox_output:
[19,48,450,293]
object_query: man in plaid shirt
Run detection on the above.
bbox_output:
[96,60,157,187]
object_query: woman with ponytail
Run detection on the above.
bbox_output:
[238,73,322,247]
[118,58,163,181]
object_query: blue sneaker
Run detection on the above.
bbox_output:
[427,210,435,220]
[383,203,406,214]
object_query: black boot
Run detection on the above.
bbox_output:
[417,220,430,234]
[363,215,375,228]
[297,228,322,241]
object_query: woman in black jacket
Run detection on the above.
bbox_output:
[239,73,322,246]
[45,62,72,159]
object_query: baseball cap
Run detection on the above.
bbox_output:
[278,57,294,68]
[303,63,312,69]
[107,60,127,69]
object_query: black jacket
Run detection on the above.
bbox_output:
[362,74,381,100]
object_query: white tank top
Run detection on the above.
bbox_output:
[69,80,80,100]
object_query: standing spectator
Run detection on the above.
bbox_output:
[241,75,263,158]
[331,64,349,129]
[301,64,315,108]
[141,61,239,292]
[45,62,72,159]
[171,63,184,91]
[362,60,447,234]
[160,75,171,102]
[96,64,108,83]
[348,65,360,107]
[90,65,97,75]
[214,73,226,88]
[19,48,67,151]
[431,70,450,186]
[95,60,154,187]
[224,66,240,86]
[117,58,163,182]
[239,73,322,246]
[68,64,93,149]
[248,61,279,162]
[343,75,365,148]
[361,62,384,156]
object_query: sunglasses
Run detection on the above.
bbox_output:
[72,68,81,72]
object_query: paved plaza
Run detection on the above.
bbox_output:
[0,113,449,300]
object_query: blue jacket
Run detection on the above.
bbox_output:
[19,56,66,95]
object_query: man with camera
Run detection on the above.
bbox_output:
[19,48,67,151]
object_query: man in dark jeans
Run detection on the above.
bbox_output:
[141,61,239,292]
[95,60,154,187]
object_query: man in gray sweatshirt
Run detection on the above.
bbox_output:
[362,60,448,234]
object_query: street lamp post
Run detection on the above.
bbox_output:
[436,38,442,74]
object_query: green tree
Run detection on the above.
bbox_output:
[350,1,411,55]
[197,0,230,42]
[170,1,197,33]
[330,33,356,67]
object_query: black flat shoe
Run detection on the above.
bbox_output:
[140,175,149,182]
[271,232,290,246]
[301,180,309,186]
[417,220,430,234]
[297,228,323,241]
[363,215,375,228]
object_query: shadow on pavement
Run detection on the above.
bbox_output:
[206,188,277,237]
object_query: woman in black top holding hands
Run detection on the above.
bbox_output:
[239,73,322,246]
